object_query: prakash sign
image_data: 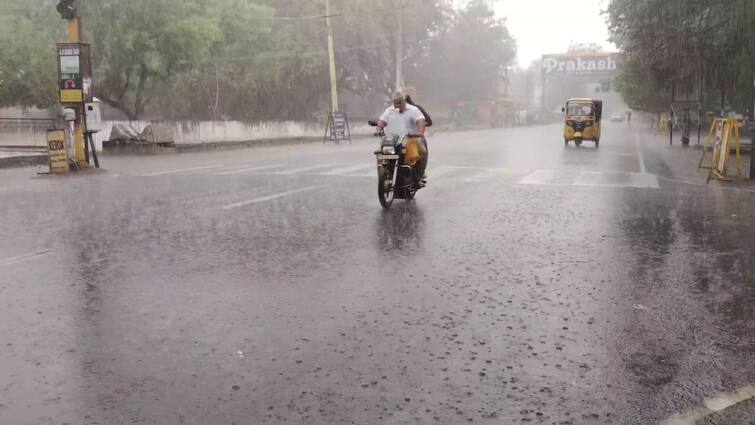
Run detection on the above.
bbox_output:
[542,54,623,77]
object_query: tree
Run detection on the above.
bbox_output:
[607,0,755,115]
[413,0,517,106]
[84,0,273,120]
[0,0,61,108]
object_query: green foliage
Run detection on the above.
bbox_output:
[0,0,517,121]
[607,0,755,115]
[413,0,516,105]
[0,0,61,108]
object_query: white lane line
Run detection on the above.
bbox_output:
[662,384,755,425]
[0,250,51,268]
[518,170,556,185]
[221,186,321,211]
[630,172,661,189]
[142,166,217,177]
[212,164,287,175]
[455,168,510,183]
[573,171,603,186]
[635,134,647,174]
[271,164,336,175]
[427,166,464,179]
[316,164,373,176]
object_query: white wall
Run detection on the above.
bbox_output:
[1,119,372,151]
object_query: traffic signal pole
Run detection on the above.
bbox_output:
[56,0,88,169]
[67,15,87,167]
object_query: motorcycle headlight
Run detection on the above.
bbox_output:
[382,146,396,155]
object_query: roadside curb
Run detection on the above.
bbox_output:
[662,385,755,425]
[0,154,47,169]
[102,135,371,156]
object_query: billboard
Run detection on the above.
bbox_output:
[542,53,623,77]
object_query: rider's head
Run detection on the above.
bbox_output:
[392,91,407,112]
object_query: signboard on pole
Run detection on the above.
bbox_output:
[57,43,92,104]
[47,129,70,173]
[324,111,352,144]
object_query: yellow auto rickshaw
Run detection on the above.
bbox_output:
[563,99,602,147]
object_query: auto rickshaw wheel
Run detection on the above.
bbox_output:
[595,139,600,148]
[575,140,583,147]
[564,138,569,147]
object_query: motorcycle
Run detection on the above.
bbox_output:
[368,120,424,209]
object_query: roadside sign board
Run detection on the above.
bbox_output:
[47,129,70,173]
[324,111,352,144]
[57,43,92,104]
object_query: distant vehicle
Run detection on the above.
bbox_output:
[610,113,624,122]
[563,99,603,148]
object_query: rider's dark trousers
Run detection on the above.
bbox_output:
[416,137,429,179]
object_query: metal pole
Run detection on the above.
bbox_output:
[670,84,675,145]
[751,78,755,180]
[395,7,403,91]
[66,12,88,167]
[325,0,339,112]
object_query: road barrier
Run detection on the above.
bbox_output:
[698,117,743,183]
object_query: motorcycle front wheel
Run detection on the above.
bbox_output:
[378,167,395,209]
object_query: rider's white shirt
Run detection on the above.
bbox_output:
[380,104,425,138]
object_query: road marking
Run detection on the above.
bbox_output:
[455,167,510,182]
[316,164,373,176]
[662,384,755,425]
[518,170,660,189]
[221,186,321,210]
[0,250,51,268]
[426,166,466,179]
[635,134,647,174]
[271,164,335,175]
[142,166,217,177]
[212,164,287,175]
[518,170,555,185]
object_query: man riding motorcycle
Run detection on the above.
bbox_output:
[377,91,428,185]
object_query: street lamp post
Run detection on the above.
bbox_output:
[395,0,408,92]
[325,0,339,112]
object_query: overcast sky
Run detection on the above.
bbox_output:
[474,0,617,67]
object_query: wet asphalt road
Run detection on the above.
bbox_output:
[0,123,753,425]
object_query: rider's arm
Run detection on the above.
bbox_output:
[378,107,392,129]
[416,119,427,136]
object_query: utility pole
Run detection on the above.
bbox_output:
[395,9,403,91]
[56,0,88,168]
[325,0,339,112]
[395,0,408,92]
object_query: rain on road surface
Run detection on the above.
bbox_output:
[1,123,753,424]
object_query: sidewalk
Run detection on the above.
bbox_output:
[639,127,755,189]
[695,397,754,424]
[0,148,47,168]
